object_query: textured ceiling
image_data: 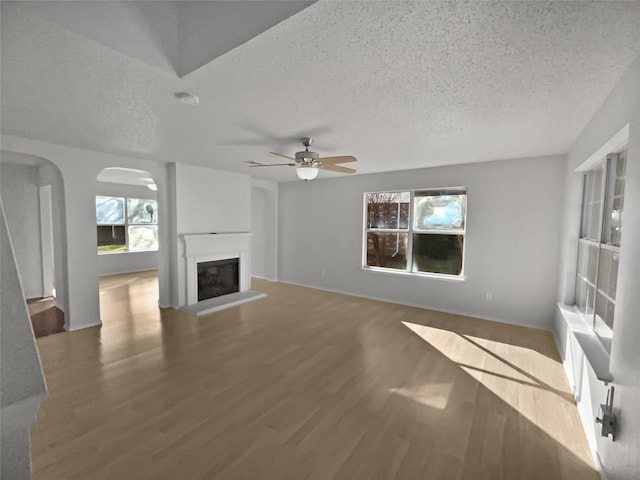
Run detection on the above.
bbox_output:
[2,1,640,182]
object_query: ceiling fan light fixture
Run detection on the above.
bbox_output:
[296,166,319,181]
[255,137,357,178]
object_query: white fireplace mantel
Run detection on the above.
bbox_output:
[183,233,253,306]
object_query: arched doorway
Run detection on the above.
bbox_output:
[1,150,68,335]
[95,167,160,323]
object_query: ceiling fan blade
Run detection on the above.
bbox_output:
[317,155,357,165]
[322,164,356,174]
[270,152,296,161]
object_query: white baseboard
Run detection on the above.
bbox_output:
[277,278,553,332]
[251,274,278,282]
[67,319,102,331]
[98,267,158,277]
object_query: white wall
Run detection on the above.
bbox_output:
[1,155,68,314]
[251,178,278,281]
[38,184,55,297]
[96,180,158,276]
[38,161,68,315]
[279,155,565,329]
[96,180,158,200]
[167,162,251,307]
[554,56,640,480]
[97,251,158,277]
[1,135,170,331]
[0,162,43,299]
[173,163,250,234]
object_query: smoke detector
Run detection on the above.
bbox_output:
[174,91,199,106]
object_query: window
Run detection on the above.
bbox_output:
[575,150,626,353]
[96,196,158,253]
[364,188,466,277]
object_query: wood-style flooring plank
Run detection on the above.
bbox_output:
[31,271,599,480]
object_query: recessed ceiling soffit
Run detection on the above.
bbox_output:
[11,0,315,77]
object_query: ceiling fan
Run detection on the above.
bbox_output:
[248,137,357,181]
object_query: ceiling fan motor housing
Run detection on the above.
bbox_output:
[295,150,319,163]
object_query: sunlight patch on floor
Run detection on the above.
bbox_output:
[400,321,588,462]
[99,277,139,293]
[388,382,453,409]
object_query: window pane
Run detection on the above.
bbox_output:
[579,175,591,238]
[585,284,596,320]
[413,193,466,232]
[595,292,615,330]
[413,234,463,276]
[576,278,596,320]
[605,151,626,246]
[580,168,604,240]
[96,196,124,224]
[576,242,598,285]
[366,192,409,229]
[575,277,588,315]
[128,225,158,251]
[597,249,619,299]
[366,232,408,269]
[594,293,613,354]
[97,225,125,252]
[127,198,157,224]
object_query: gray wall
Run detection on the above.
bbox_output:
[251,181,278,280]
[554,56,640,480]
[96,180,158,276]
[0,162,43,299]
[279,155,565,329]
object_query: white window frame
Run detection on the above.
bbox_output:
[96,195,158,254]
[362,187,467,279]
[575,148,626,354]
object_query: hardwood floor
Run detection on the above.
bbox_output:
[27,296,65,338]
[31,271,598,479]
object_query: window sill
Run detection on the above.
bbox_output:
[98,249,158,256]
[557,303,613,384]
[361,266,466,282]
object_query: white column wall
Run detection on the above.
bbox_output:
[251,177,278,281]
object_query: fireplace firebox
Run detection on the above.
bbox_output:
[197,258,239,302]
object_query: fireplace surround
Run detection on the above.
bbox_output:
[182,233,264,314]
